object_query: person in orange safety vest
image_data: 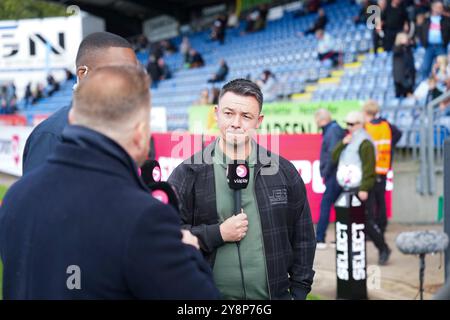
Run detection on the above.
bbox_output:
[362,100,402,234]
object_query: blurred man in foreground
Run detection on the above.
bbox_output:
[0,65,220,299]
[22,32,139,175]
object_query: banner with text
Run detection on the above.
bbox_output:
[189,100,362,134]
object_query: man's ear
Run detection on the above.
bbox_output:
[214,105,219,122]
[133,120,147,150]
[256,113,264,129]
[76,66,88,80]
[68,108,75,125]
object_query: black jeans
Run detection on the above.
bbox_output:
[364,191,388,252]
[372,176,388,233]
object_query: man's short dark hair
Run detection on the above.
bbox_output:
[75,32,132,67]
[219,78,263,112]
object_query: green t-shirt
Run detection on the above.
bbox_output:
[212,140,269,300]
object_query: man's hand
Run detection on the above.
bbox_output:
[343,134,352,145]
[220,212,248,242]
[181,229,200,250]
[358,191,368,202]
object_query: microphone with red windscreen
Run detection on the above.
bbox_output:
[139,159,180,213]
[148,181,181,213]
[227,161,250,215]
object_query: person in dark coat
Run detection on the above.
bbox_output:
[314,109,345,248]
[418,0,450,80]
[0,65,220,300]
[303,8,328,35]
[146,55,162,88]
[381,0,410,51]
[187,49,205,68]
[208,59,229,83]
[393,32,416,97]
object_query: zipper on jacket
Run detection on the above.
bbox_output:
[254,165,272,300]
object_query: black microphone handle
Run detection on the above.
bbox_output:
[234,189,241,215]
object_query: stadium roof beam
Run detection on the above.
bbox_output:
[45,0,232,37]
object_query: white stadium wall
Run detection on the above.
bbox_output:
[0,12,105,100]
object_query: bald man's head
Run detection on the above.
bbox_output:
[71,65,151,165]
[73,65,150,129]
[314,108,332,128]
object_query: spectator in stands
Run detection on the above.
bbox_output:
[243,8,260,34]
[372,0,387,55]
[294,0,321,18]
[146,55,161,89]
[208,59,229,83]
[158,58,172,80]
[242,4,269,34]
[160,39,177,54]
[150,41,164,60]
[64,68,75,81]
[0,96,6,115]
[316,29,340,67]
[227,9,239,29]
[210,14,227,44]
[439,76,450,110]
[256,69,278,102]
[381,0,410,51]
[418,1,450,80]
[300,8,328,36]
[314,109,345,249]
[134,34,149,53]
[211,87,220,105]
[24,82,33,109]
[32,83,44,105]
[180,36,191,65]
[354,0,376,25]
[415,0,432,15]
[7,95,17,114]
[332,111,391,265]
[187,49,205,68]
[22,32,140,175]
[413,13,426,46]
[194,89,211,105]
[0,84,17,115]
[393,32,416,98]
[362,100,402,235]
[46,74,60,97]
[414,75,443,104]
[5,82,15,101]
[432,54,449,91]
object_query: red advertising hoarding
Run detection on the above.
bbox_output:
[152,133,392,224]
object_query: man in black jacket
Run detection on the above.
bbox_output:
[168,79,316,300]
[419,0,450,80]
[0,65,220,299]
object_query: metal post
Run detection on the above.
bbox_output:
[427,102,436,195]
[419,253,425,300]
[419,108,428,195]
[444,139,450,280]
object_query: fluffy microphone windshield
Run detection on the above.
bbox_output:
[396,230,449,255]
